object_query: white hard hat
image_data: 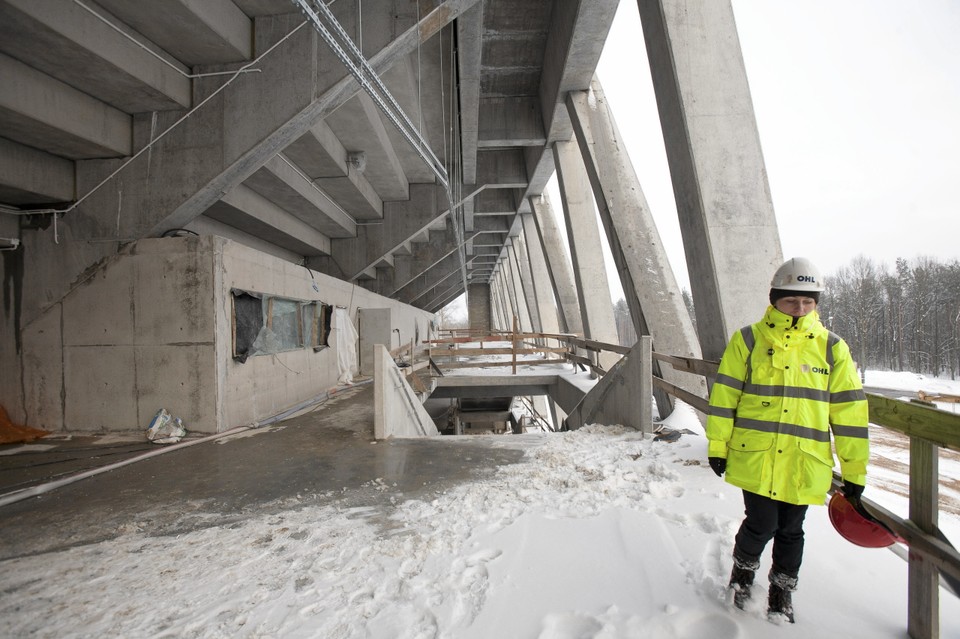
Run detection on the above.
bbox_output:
[770,257,825,292]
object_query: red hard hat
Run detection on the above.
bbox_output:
[828,492,901,548]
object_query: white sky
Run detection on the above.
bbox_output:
[2,370,958,636]
[556,0,960,300]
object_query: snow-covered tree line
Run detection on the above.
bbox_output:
[610,256,960,378]
[820,255,960,378]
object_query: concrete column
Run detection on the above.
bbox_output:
[552,140,619,371]
[488,278,501,331]
[637,0,783,360]
[531,195,582,335]
[520,211,561,334]
[506,244,533,333]
[496,267,516,329]
[567,79,706,409]
[467,283,491,333]
[513,235,542,332]
[495,266,511,331]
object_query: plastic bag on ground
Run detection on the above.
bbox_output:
[146,408,187,444]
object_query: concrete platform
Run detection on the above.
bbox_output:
[0,383,533,561]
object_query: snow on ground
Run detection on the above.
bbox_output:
[1,373,959,638]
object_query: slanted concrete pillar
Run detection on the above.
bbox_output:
[567,78,706,411]
[520,211,561,335]
[506,244,533,333]
[513,235,542,332]
[636,0,783,360]
[491,277,506,331]
[552,140,619,371]
[497,266,517,328]
[531,195,582,336]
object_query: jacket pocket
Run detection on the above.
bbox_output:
[725,429,773,487]
[796,439,834,498]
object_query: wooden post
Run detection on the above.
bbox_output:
[908,437,939,639]
[639,336,653,434]
[512,315,518,375]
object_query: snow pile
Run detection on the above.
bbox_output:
[1,376,959,637]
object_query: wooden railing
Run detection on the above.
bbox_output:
[426,327,960,635]
[651,351,960,638]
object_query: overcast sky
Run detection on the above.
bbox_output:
[575,0,960,296]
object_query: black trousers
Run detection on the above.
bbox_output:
[734,490,809,577]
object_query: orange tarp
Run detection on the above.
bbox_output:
[0,406,49,445]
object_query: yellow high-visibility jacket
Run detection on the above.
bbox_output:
[706,306,869,506]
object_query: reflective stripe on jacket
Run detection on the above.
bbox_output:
[706,306,869,506]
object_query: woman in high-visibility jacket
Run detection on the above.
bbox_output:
[706,257,869,623]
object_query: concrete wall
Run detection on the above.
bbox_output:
[215,238,435,433]
[7,235,435,435]
[19,236,217,433]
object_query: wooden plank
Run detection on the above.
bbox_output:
[404,360,430,374]
[564,336,632,355]
[868,394,960,453]
[653,353,720,378]
[436,358,568,370]
[652,376,710,414]
[429,346,569,357]
[919,390,960,404]
[408,371,428,393]
[567,352,604,375]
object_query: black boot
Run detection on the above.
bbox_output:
[767,570,798,623]
[729,550,760,610]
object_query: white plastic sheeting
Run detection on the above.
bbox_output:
[332,307,359,384]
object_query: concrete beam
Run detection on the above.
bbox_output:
[326,91,409,202]
[423,281,466,314]
[94,0,252,66]
[243,154,356,238]
[637,0,782,360]
[0,137,75,206]
[391,229,464,296]
[0,0,191,113]
[375,37,446,185]
[282,120,383,221]
[319,183,446,280]
[457,1,484,184]
[401,253,477,305]
[477,97,546,147]
[204,183,331,256]
[475,149,528,188]
[0,53,132,159]
[474,188,520,216]
[538,0,619,141]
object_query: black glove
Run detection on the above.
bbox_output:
[842,480,865,500]
[708,457,727,477]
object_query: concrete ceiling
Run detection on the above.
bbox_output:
[0,0,617,313]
